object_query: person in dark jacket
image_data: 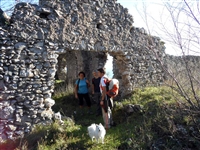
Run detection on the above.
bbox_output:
[92,70,102,116]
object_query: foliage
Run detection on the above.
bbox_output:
[52,80,74,101]
[135,0,200,112]
[1,86,200,150]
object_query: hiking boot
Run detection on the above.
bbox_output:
[104,125,110,130]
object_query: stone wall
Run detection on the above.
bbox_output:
[56,51,107,85]
[0,0,166,141]
[165,55,200,80]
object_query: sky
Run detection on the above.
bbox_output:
[1,0,199,77]
[1,0,199,56]
[106,0,200,77]
[117,0,200,56]
[117,0,175,55]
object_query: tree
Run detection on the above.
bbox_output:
[135,0,200,123]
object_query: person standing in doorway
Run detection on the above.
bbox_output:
[97,68,113,129]
[92,70,101,116]
[74,71,92,115]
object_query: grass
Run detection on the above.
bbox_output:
[1,86,200,150]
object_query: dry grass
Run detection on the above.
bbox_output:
[1,85,200,149]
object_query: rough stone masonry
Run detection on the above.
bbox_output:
[0,0,166,141]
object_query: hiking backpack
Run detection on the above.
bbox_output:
[105,78,119,98]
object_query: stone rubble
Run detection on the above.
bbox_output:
[0,0,166,141]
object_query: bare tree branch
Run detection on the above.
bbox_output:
[183,0,200,25]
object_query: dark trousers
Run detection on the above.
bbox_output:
[78,93,91,107]
[93,93,101,115]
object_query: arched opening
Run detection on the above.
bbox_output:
[54,51,108,95]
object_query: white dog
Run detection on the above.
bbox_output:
[87,123,106,144]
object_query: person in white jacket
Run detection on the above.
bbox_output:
[97,68,113,129]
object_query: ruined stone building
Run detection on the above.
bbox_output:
[0,0,166,141]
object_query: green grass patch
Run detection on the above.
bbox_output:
[2,86,200,149]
